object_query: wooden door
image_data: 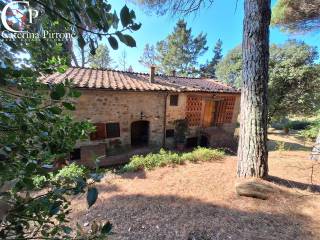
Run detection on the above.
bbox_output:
[202,100,216,127]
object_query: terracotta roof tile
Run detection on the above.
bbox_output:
[40,67,240,93]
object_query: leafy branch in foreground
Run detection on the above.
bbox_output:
[0,65,110,239]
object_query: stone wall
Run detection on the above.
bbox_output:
[72,90,166,166]
[70,89,241,166]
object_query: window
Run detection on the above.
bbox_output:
[70,148,81,161]
[170,95,179,106]
[90,123,106,140]
[166,129,174,138]
[106,122,120,138]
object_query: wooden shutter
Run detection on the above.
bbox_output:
[90,123,106,140]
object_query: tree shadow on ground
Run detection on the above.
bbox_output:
[119,170,147,179]
[267,139,312,151]
[75,193,315,240]
[267,175,320,193]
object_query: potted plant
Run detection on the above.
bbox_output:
[174,119,188,151]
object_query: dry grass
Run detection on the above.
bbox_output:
[71,133,320,240]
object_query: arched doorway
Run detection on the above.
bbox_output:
[131,121,150,147]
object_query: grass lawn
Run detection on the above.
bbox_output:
[70,133,320,240]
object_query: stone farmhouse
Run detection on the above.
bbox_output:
[42,66,240,167]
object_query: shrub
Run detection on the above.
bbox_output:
[53,163,87,183]
[271,118,311,130]
[32,175,48,189]
[181,147,225,163]
[122,147,225,172]
[299,119,320,141]
[288,120,311,130]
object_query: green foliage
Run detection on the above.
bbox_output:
[0,65,106,239]
[180,147,225,163]
[287,120,311,130]
[200,39,223,78]
[53,163,86,183]
[299,114,320,140]
[156,20,208,76]
[0,1,140,238]
[122,147,225,172]
[0,0,141,68]
[216,46,242,87]
[271,0,320,33]
[271,118,312,130]
[32,175,48,189]
[216,40,320,118]
[88,44,114,69]
[269,41,320,118]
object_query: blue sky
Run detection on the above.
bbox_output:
[108,0,320,73]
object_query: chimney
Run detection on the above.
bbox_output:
[149,66,155,83]
[171,70,176,77]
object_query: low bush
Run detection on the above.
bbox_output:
[299,119,320,141]
[53,163,87,183]
[271,118,311,130]
[122,147,225,172]
[32,163,87,189]
[288,120,311,130]
[181,147,224,163]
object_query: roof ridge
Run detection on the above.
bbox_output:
[67,66,239,91]
[70,66,221,80]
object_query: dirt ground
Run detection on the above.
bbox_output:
[71,133,320,240]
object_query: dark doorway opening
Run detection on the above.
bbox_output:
[131,121,150,147]
[186,137,199,148]
[200,135,209,147]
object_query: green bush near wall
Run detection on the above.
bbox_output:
[122,147,225,172]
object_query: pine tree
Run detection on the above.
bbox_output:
[139,44,157,68]
[88,44,113,69]
[237,0,271,179]
[200,39,223,77]
[156,20,208,76]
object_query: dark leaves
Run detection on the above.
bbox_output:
[131,23,142,31]
[108,36,118,50]
[78,35,86,49]
[123,35,136,47]
[48,106,62,114]
[120,5,132,27]
[68,90,81,98]
[62,102,76,111]
[116,32,136,47]
[87,187,98,208]
[50,84,66,100]
[101,221,112,235]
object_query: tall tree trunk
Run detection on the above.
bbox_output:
[237,0,271,178]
